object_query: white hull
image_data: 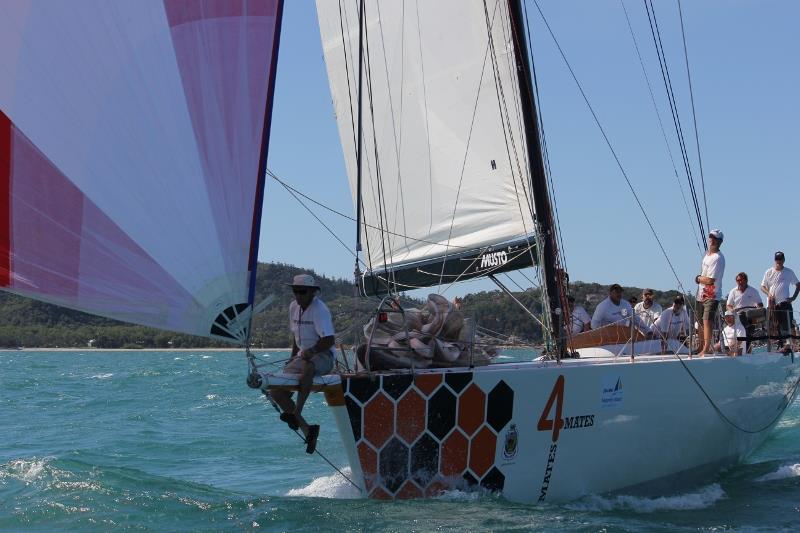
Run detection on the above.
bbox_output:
[319,352,800,503]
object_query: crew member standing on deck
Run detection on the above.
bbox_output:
[761,251,800,348]
[695,229,725,356]
[271,274,335,454]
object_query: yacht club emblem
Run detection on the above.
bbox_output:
[503,423,519,459]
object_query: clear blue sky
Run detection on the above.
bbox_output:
[260,1,800,299]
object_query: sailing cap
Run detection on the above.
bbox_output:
[775,251,785,261]
[609,283,623,292]
[724,309,734,317]
[708,229,724,241]
[289,274,319,288]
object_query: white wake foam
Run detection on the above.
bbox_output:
[567,483,725,513]
[1,457,53,483]
[89,373,113,379]
[286,468,361,499]
[757,463,800,482]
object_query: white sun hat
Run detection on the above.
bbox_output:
[288,274,320,288]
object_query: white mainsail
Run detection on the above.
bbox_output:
[316,0,536,285]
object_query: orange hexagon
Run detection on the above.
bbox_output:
[414,374,442,396]
[370,486,393,500]
[363,392,395,448]
[424,479,449,497]
[469,426,497,478]
[395,480,423,500]
[396,389,426,445]
[357,441,377,491]
[440,429,468,477]
[457,383,485,437]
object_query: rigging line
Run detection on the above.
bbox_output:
[677,0,709,232]
[435,0,501,289]
[362,14,400,294]
[674,354,800,434]
[413,0,435,235]
[267,170,470,250]
[276,175,362,264]
[620,0,702,253]
[523,1,568,276]
[337,0,359,177]
[439,243,537,294]
[643,0,702,236]
[644,0,706,244]
[373,0,410,251]
[484,0,539,275]
[531,0,686,294]
[261,392,362,492]
[339,0,377,278]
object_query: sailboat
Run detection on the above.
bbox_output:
[1,0,798,505]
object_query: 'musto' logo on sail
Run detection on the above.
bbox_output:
[479,251,508,270]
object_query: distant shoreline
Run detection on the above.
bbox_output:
[1,347,292,352]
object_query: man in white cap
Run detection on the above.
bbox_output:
[694,229,725,356]
[271,274,335,454]
[714,309,746,356]
[761,251,800,346]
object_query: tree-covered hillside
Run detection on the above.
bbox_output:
[0,263,684,348]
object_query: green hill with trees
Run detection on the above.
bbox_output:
[0,263,683,349]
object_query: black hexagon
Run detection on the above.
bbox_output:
[410,432,439,487]
[383,374,413,400]
[480,467,505,492]
[348,376,380,405]
[444,372,472,393]
[344,395,361,442]
[427,387,457,440]
[462,471,478,487]
[379,437,409,494]
[487,380,514,432]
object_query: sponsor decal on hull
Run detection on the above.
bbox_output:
[601,375,624,408]
[536,375,595,502]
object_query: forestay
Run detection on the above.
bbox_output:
[0,1,282,343]
[316,0,537,294]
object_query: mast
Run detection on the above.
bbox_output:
[507,0,565,358]
[354,0,366,291]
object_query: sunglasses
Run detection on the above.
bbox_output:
[292,288,309,295]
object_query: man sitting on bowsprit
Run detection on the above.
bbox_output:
[271,274,335,454]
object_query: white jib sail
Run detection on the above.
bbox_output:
[316,0,536,277]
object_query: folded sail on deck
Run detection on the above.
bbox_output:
[0,1,282,342]
[316,0,537,294]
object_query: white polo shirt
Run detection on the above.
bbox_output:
[726,285,762,310]
[721,323,747,353]
[289,296,335,352]
[570,305,591,334]
[591,297,633,329]
[654,306,690,338]
[761,267,800,304]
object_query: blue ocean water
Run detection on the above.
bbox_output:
[2,349,800,532]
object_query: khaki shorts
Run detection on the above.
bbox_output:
[695,299,719,321]
[284,351,334,376]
